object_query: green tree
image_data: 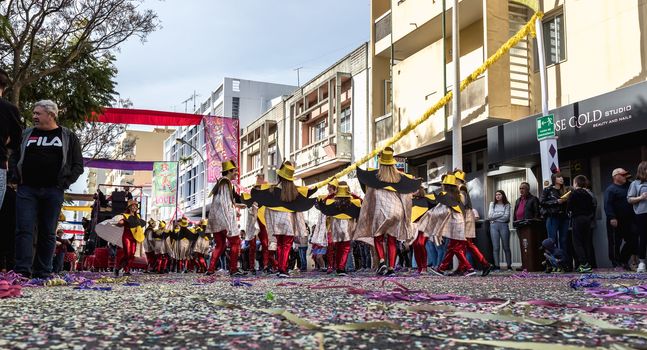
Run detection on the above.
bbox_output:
[0,0,158,124]
[18,49,118,127]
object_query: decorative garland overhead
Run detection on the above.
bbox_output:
[313,12,544,189]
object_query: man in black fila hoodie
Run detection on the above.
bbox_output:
[11,99,83,279]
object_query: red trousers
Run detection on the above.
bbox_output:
[412,231,428,272]
[155,254,168,273]
[118,231,137,273]
[207,231,241,274]
[208,230,227,272]
[145,252,156,271]
[466,238,490,268]
[227,236,241,274]
[275,235,294,273]
[195,253,207,272]
[438,239,472,272]
[249,221,271,269]
[335,241,351,271]
[326,232,336,270]
[374,235,397,269]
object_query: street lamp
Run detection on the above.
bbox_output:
[175,138,208,220]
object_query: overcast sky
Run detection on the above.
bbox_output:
[113,0,370,112]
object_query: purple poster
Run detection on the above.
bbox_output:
[203,116,239,183]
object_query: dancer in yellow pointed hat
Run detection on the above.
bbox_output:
[206,160,245,276]
[247,160,317,278]
[115,200,146,276]
[354,147,422,276]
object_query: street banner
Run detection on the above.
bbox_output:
[203,116,239,183]
[152,161,178,207]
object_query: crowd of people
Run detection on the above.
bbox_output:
[3,65,647,279]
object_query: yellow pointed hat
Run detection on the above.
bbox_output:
[453,169,466,182]
[441,174,459,187]
[222,160,237,172]
[277,161,295,181]
[199,219,208,226]
[378,147,397,166]
[159,221,167,229]
[335,185,352,198]
[179,217,189,227]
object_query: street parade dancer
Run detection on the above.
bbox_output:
[206,160,245,277]
[167,222,179,273]
[241,174,273,274]
[411,186,437,273]
[114,200,146,276]
[315,182,362,276]
[248,160,316,278]
[309,180,337,272]
[355,147,421,276]
[424,174,476,277]
[152,220,168,273]
[144,218,157,273]
[193,219,210,273]
[176,217,193,273]
[454,169,495,276]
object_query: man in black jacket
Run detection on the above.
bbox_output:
[0,69,23,210]
[604,168,634,269]
[0,69,22,272]
[11,100,84,278]
[513,182,540,222]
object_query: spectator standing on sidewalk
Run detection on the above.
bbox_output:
[488,190,512,271]
[568,175,596,273]
[604,168,635,270]
[12,100,84,279]
[0,69,22,210]
[628,161,647,273]
[513,182,540,221]
[540,173,572,270]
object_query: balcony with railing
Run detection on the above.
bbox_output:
[291,133,352,179]
[374,10,392,57]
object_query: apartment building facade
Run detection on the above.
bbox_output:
[164,78,296,219]
[237,43,371,225]
[370,0,647,267]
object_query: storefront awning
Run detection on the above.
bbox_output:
[487,81,647,167]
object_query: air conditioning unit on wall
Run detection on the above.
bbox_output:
[426,155,452,185]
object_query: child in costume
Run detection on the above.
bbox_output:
[176,217,193,273]
[206,160,245,277]
[316,182,362,276]
[152,220,168,273]
[355,147,421,276]
[422,174,474,277]
[114,200,146,276]
[193,219,210,273]
[411,187,437,273]
[144,219,157,273]
[310,180,338,273]
[248,160,316,278]
[454,169,495,277]
[241,174,273,274]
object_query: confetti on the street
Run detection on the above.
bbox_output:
[2,270,647,349]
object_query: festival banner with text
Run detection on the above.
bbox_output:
[152,161,178,207]
[203,116,239,183]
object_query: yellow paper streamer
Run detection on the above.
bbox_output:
[313,12,543,189]
[62,205,93,212]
